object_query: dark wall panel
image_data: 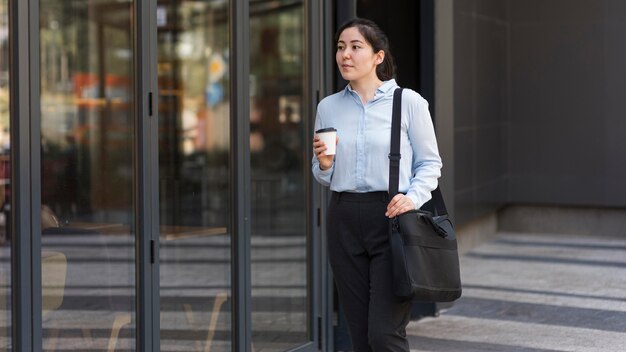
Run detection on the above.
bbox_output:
[603,0,626,204]
[508,0,626,207]
[453,0,509,225]
[453,0,626,225]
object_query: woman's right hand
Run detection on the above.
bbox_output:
[313,136,338,170]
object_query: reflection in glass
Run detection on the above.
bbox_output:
[39,0,135,350]
[250,1,308,350]
[157,1,232,350]
[0,1,9,349]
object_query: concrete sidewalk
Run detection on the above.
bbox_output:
[406,232,626,352]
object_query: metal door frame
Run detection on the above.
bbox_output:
[9,0,156,349]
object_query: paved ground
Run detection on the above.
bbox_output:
[4,231,625,351]
[406,232,626,352]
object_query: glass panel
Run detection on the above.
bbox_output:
[250,1,308,350]
[39,0,135,350]
[0,1,9,349]
[157,1,232,350]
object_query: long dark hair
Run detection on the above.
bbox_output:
[335,18,395,81]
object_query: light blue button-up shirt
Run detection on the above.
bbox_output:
[312,79,442,208]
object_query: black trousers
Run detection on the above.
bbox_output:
[328,191,412,352]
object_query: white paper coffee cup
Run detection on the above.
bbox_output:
[316,128,337,155]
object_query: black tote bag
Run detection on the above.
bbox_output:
[388,88,462,302]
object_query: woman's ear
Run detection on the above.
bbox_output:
[376,50,385,65]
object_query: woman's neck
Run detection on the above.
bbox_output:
[350,77,384,105]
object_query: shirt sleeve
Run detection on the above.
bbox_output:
[405,93,442,209]
[311,107,334,186]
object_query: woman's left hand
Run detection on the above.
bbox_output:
[385,194,416,218]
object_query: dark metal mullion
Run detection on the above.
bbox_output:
[303,0,319,350]
[9,0,35,349]
[30,0,44,349]
[147,0,161,350]
[321,1,336,351]
[29,0,43,345]
[134,0,155,350]
[230,0,251,351]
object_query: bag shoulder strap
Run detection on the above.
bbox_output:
[388,88,403,197]
[388,88,448,216]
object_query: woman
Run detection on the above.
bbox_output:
[312,18,442,351]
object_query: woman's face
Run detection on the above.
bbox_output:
[336,27,384,84]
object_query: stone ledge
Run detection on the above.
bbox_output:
[456,212,498,254]
[498,205,626,238]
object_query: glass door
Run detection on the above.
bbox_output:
[156,1,233,350]
[249,1,312,351]
[155,0,315,351]
[39,0,137,350]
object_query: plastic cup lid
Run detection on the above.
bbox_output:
[315,127,337,133]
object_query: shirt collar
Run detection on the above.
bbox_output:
[376,79,398,95]
[343,78,398,97]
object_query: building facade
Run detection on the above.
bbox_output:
[1,0,625,351]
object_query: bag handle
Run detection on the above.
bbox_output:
[388,88,448,217]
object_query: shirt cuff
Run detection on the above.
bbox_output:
[318,163,334,175]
